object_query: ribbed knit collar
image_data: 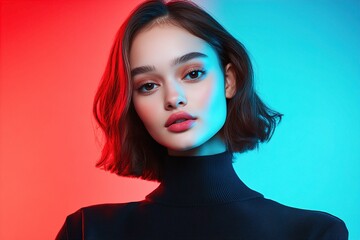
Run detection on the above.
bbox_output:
[145,151,263,206]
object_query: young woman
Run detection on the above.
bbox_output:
[56,1,348,239]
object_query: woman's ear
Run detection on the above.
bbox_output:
[225,63,236,99]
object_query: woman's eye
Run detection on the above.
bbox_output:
[137,82,159,93]
[184,69,206,80]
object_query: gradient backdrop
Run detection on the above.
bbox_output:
[1,0,359,239]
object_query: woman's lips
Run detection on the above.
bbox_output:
[167,119,196,133]
[165,111,196,133]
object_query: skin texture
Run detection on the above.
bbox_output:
[130,23,236,156]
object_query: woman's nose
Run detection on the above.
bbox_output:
[164,82,187,110]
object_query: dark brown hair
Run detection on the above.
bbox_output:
[93,0,282,181]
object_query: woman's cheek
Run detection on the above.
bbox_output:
[134,99,147,121]
[133,96,159,128]
[193,76,219,109]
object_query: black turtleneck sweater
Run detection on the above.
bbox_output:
[56,152,348,239]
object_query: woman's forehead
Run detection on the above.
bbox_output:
[129,24,215,70]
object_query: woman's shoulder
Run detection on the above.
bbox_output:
[56,202,141,240]
[78,202,140,215]
[248,197,348,239]
[65,202,143,224]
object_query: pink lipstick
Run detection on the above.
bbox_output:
[165,111,196,133]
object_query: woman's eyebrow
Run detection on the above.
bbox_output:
[131,52,208,78]
[172,52,208,66]
[131,65,155,78]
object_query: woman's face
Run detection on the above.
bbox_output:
[130,23,235,156]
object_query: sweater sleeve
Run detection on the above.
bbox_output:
[55,209,83,240]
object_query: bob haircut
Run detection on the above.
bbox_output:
[93,0,282,181]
